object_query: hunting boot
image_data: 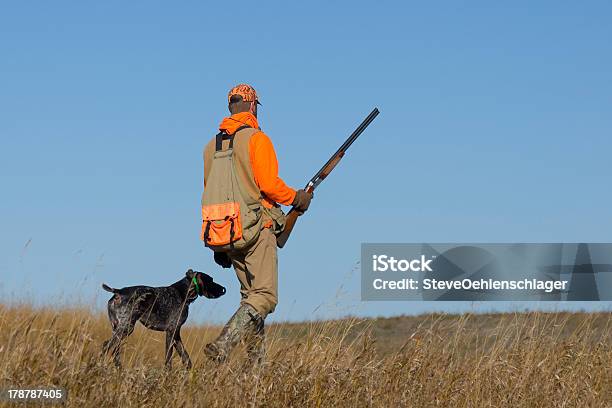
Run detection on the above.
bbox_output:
[245,314,265,366]
[204,303,263,363]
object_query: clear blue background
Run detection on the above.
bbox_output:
[1,1,611,322]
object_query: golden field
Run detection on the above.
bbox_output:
[0,305,610,407]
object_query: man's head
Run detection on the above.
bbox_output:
[228,83,261,117]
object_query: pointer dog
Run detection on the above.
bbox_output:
[101,269,225,369]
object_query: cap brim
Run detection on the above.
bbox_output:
[256,100,262,106]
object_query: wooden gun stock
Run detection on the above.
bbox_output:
[276,209,299,248]
[276,184,314,248]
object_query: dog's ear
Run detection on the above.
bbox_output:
[186,269,195,279]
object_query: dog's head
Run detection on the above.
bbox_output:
[186,269,226,299]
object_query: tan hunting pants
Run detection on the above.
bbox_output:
[229,227,278,318]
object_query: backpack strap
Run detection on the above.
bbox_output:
[234,125,251,133]
[202,221,212,243]
[215,125,253,152]
[215,132,235,151]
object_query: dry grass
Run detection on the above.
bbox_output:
[0,305,610,407]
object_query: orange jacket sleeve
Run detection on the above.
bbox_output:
[249,131,296,206]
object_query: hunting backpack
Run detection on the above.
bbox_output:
[200,127,265,251]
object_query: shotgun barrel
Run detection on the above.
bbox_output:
[307,107,379,191]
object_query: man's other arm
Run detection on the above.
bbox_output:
[249,132,296,206]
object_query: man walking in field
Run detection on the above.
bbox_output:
[201,84,312,362]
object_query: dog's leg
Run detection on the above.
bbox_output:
[102,297,121,362]
[102,333,123,367]
[165,330,175,368]
[103,320,136,368]
[172,329,192,370]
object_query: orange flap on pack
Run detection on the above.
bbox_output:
[201,202,243,246]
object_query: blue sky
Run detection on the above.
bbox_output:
[1,2,611,322]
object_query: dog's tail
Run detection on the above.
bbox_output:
[102,283,118,293]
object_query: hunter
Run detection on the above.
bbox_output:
[201,83,312,362]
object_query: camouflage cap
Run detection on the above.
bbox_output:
[228,83,261,105]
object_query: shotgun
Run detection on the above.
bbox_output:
[276,108,380,248]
